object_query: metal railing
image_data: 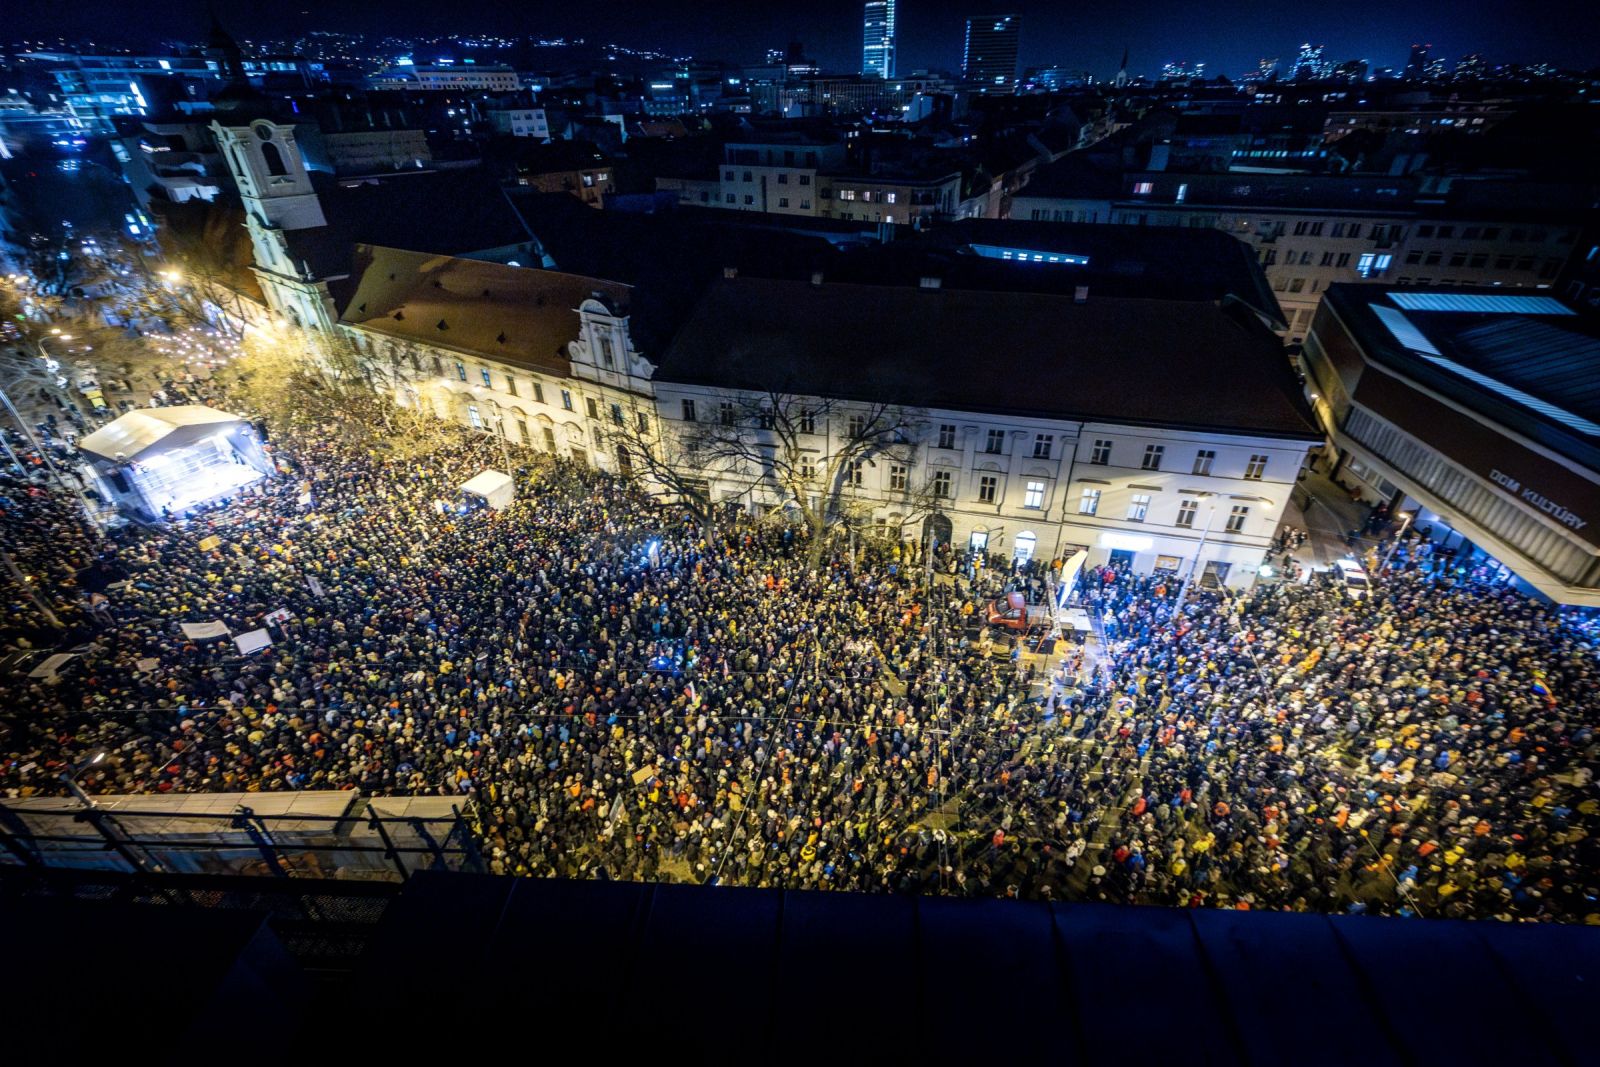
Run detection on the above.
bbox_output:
[0,797,483,883]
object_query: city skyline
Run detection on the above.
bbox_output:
[7,0,1599,80]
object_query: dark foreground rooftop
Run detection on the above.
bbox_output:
[6,871,1597,1065]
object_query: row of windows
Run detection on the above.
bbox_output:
[724,170,813,186]
[1413,225,1566,243]
[816,459,1051,510]
[1403,250,1547,271]
[829,189,898,203]
[1344,407,1596,585]
[1078,488,1251,531]
[451,360,572,411]
[1087,440,1270,479]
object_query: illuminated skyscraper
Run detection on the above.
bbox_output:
[862,1,896,79]
[1292,42,1326,81]
[1406,43,1431,80]
[963,14,1021,89]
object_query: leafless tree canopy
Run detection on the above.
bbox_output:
[668,390,925,562]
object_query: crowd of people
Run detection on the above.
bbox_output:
[1,408,1596,922]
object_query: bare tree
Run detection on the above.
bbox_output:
[229,328,459,460]
[599,398,730,534]
[683,390,921,565]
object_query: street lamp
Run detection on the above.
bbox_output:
[1174,496,1217,614]
[1382,510,1415,570]
[58,751,160,874]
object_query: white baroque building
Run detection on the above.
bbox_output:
[333,249,1319,587]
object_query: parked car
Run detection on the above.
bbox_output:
[1333,558,1371,600]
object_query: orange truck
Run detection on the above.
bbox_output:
[985,591,1053,633]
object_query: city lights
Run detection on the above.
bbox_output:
[0,7,1594,1035]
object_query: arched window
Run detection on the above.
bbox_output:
[1014,531,1037,564]
[261,140,288,177]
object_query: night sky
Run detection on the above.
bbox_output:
[11,0,1600,80]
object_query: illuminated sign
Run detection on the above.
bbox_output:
[1489,469,1588,531]
[1099,532,1153,551]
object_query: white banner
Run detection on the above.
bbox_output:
[180,621,231,640]
[28,653,78,678]
[234,629,273,655]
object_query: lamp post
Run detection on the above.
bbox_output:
[1382,510,1415,571]
[1173,496,1217,614]
[59,751,159,875]
[487,401,513,472]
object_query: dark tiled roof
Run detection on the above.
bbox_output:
[1325,284,1600,467]
[1013,152,1127,200]
[280,169,533,281]
[657,278,1319,438]
[855,219,1283,324]
[338,244,628,376]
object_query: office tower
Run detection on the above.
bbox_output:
[863,1,896,79]
[963,14,1021,89]
[1293,42,1325,81]
[1406,43,1430,80]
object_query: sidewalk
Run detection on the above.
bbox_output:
[1277,470,1371,572]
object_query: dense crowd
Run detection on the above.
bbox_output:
[1,416,1596,922]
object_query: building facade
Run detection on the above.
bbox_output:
[1011,171,1582,342]
[962,15,1021,90]
[323,255,1317,587]
[862,1,897,79]
[1303,285,1600,605]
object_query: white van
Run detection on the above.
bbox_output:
[1333,558,1371,600]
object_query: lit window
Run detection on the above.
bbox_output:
[1024,481,1045,509]
[1127,494,1152,522]
[1078,488,1100,515]
[466,403,483,429]
[1133,181,1154,195]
